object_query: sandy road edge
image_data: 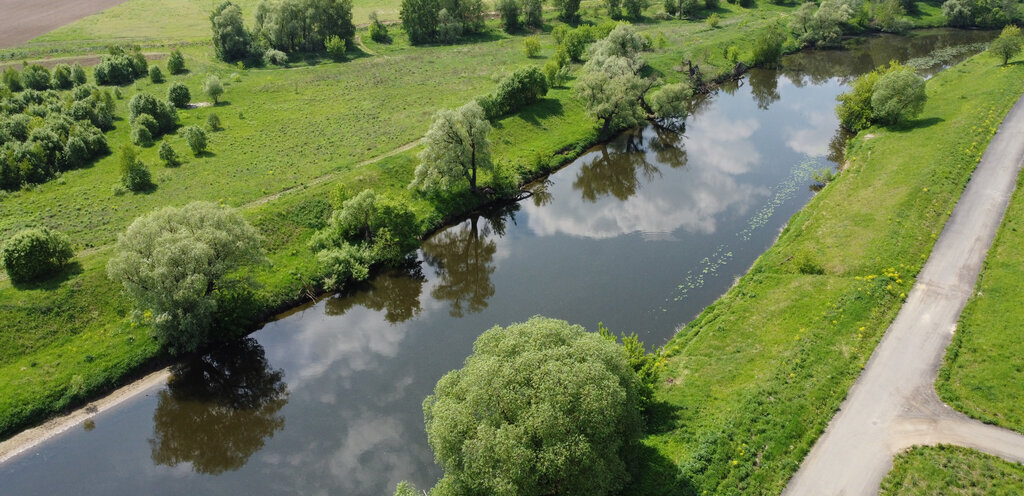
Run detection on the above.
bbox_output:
[0,367,168,464]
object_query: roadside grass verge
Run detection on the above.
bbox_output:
[879,445,1024,495]
[937,165,1024,433]
[633,51,1024,495]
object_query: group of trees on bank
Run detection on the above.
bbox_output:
[835,61,926,131]
[211,0,356,63]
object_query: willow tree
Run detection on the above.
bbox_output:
[107,202,264,353]
[411,101,492,195]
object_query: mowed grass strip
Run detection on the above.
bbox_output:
[880,445,1024,496]
[937,165,1024,433]
[633,52,1024,495]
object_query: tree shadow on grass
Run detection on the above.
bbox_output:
[9,260,83,291]
[624,399,699,496]
[890,116,944,134]
[516,97,566,126]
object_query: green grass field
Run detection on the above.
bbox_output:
[632,51,1024,494]
[937,162,1024,433]
[880,445,1024,495]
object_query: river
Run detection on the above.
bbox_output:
[0,28,995,496]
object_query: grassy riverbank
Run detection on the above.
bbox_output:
[937,165,1024,434]
[633,51,1024,494]
[0,0,800,440]
[879,445,1024,495]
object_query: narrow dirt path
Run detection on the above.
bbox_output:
[354,34,375,56]
[244,138,422,209]
[783,91,1024,495]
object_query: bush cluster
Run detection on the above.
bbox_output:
[0,227,74,284]
[400,0,486,44]
[836,61,926,131]
[309,189,421,289]
[128,93,178,146]
[942,0,1020,27]
[477,66,549,119]
[0,84,114,190]
[93,45,149,86]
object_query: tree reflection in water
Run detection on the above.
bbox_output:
[573,129,687,203]
[149,337,288,475]
[324,264,427,324]
[422,206,516,318]
[748,68,781,111]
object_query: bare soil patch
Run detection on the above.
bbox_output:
[0,0,130,49]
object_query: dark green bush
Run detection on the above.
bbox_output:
[21,65,51,91]
[148,65,164,83]
[93,46,148,86]
[369,12,391,42]
[119,144,152,192]
[480,66,549,119]
[1,227,74,284]
[167,82,191,108]
[50,64,74,90]
[167,49,186,74]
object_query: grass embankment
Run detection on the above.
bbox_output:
[936,163,1024,434]
[0,1,796,439]
[879,445,1024,496]
[632,52,1024,495]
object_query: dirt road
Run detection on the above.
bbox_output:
[0,0,128,49]
[783,92,1024,495]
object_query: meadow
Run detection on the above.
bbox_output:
[880,445,1024,495]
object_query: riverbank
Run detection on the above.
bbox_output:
[634,49,1024,494]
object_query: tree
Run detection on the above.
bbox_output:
[559,0,582,22]
[1,227,74,284]
[119,144,152,191]
[325,35,347,60]
[167,49,186,74]
[411,101,492,194]
[522,0,544,27]
[606,0,623,19]
[51,64,74,90]
[2,67,23,92]
[207,112,222,131]
[623,0,648,19]
[210,1,251,62]
[574,25,651,135]
[149,65,165,83]
[203,75,224,104]
[870,67,926,125]
[436,8,463,44]
[168,82,191,108]
[182,125,208,155]
[989,24,1024,65]
[70,63,87,86]
[751,21,787,67]
[21,64,51,91]
[479,65,549,118]
[415,316,644,496]
[159,140,179,166]
[369,11,391,42]
[498,0,521,32]
[523,35,541,57]
[106,202,264,353]
[401,0,439,44]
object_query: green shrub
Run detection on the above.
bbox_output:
[70,64,87,86]
[871,68,926,125]
[158,140,179,166]
[118,144,151,191]
[131,122,154,147]
[263,49,288,66]
[93,45,148,85]
[482,65,549,119]
[325,35,347,61]
[148,65,164,83]
[563,26,595,61]
[369,12,391,43]
[989,24,1024,65]
[0,227,74,284]
[751,22,786,67]
[166,49,186,74]
[21,65,51,91]
[182,125,208,156]
[707,12,721,28]
[523,35,542,57]
[167,82,191,108]
[2,67,23,92]
[203,75,224,104]
[206,112,222,131]
[50,64,73,90]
